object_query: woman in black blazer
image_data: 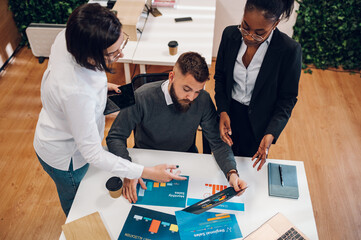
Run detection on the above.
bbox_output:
[214,0,301,172]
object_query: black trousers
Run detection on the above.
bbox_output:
[229,99,259,157]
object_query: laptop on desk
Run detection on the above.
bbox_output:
[244,213,309,240]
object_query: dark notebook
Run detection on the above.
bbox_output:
[268,163,299,199]
[103,83,135,115]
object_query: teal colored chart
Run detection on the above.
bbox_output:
[135,176,189,207]
[119,206,180,240]
[175,210,242,240]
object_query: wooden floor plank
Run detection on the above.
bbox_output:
[0,47,360,239]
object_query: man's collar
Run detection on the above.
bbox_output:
[161,79,173,105]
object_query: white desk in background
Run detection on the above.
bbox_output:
[90,0,216,83]
[87,0,141,83]
[116,41,138,83]
[132,0,216,74]
[59,148,318,240]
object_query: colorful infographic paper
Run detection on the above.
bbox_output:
[119,206,180,240]
[186,178,245,212]
[135,176,189,207]
[175,210,242,239]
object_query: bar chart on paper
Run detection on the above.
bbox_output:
[135,176,189,207]
[187,178,245,212]
[205,183,228,197]
[175,210,242,240]
[119,206,180,240]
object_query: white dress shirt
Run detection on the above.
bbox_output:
[232,31,274,106]
[161,80,173,105]
[33,30,143,179]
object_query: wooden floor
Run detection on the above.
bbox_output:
[0,47,360,240]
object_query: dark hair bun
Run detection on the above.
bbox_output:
[245,0,295,21]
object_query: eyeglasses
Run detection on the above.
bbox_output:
[107,32,129,63]
[237,22,274,42]
[120,32,129,51]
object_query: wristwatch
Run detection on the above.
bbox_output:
[227,169,239,181]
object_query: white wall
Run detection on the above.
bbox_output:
[213,0,299,57]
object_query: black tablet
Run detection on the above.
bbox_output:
[103,83,135,115]
[182,186,245,215]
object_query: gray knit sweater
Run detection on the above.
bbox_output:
[106,81,236,176]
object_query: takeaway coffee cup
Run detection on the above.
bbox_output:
[168,41,178,55]
[106,176,123,198]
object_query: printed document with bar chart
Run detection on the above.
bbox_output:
[119,206,180,240]
[175,210,242,239]
[135,176,189,207]
[186,177,245,212]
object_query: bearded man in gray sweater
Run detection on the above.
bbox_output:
[107,52,247,203]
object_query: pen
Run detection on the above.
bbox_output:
[279,165,284,187]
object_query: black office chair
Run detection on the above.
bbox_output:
[131,73,169,91]
[105,73,169,116]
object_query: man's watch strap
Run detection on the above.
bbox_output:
[227,169,239,181]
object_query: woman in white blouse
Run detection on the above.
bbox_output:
[33,3,185,216]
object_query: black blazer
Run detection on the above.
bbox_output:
[214,26,302,143]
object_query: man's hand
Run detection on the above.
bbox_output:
[123,178,146,203]
[251,134,274,171]
[107,82,121,93]
[219,112,233,146]
[228,173,247,196]
[142,164,187,183]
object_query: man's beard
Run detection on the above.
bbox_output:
[170,84,192,113]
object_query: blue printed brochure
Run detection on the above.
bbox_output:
[135,176,189,207]
[175,210,242,240]
[119,206,180,240]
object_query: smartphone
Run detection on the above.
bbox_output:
[103,83,135,115]
[174,17,192,22]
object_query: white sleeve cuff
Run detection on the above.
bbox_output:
[124,161,144,179]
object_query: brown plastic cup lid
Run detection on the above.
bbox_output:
[168,41,178,47]
[106,177,123,191]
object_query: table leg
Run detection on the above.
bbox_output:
[140,64,146,74]
[124,63,131,83]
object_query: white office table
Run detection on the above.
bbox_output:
[88,1,215,83]
[88,0,142,83]
[132,0,216,73]
[59,148,318,239]
[116,41,139,83]
[105,0,215,83]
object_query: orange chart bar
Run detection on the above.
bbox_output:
[207,215,230,222]
[215,213,229,217]
[212,185,216,194]
[208,184,228,194]
[149,219,161,233]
